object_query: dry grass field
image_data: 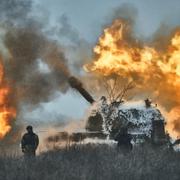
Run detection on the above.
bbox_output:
[0,144,179,180]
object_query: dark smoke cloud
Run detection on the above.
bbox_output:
[3,27,70,106]
[0,0,74,144]
[0,1,71,106]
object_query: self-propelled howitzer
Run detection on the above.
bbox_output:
[68,76,169,146]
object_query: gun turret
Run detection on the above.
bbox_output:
[68,76,95,104]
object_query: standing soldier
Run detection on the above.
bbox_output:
[21,125,39,158]
[114,127,132,153]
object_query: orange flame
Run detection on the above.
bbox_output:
[0,58,16,139]
[84,19,180,138]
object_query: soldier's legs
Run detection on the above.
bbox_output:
[23,151,36,160]
[117,144,132,154]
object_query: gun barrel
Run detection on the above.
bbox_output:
[68,76,95,104]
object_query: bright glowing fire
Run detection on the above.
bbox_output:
[0,58,16,139]
[84,19,180,138]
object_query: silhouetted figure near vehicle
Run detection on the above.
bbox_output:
[114,127,132,153]
[145,98,152,108]
[21,126,39,158]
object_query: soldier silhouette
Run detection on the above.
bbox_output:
[114,127,132,153]
[21,126,39,158]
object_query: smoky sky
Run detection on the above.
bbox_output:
[0,0,72,108]
[0,0,179,103]
[0,0,180,124]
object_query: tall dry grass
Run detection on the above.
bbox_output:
[0,144,179,180]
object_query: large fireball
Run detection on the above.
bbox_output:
[84,19,180,138]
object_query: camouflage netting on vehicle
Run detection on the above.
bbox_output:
[97,98,165,137]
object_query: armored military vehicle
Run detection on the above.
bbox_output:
[68,77,168,145]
